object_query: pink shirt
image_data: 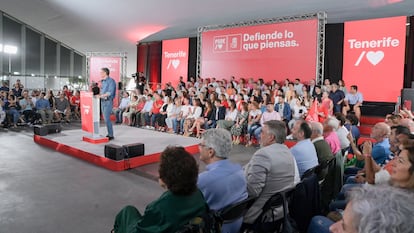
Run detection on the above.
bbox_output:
[324,131,341,154]
[260,111,281,125]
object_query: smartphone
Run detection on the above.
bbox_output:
[404,100,412,111]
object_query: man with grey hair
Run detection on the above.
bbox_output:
[243,120,299,225]
[310,121,333,165]
[309,185,414,233]
[323,116,341,154]
[197,128,248,233]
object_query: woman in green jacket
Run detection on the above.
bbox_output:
[113,146,207,233]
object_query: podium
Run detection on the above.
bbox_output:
[80,91,109,144]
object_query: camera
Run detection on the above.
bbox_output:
[131,73,138,78]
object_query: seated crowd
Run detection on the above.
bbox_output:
[112,77,363,147]
[111,76,414,233]
[0,80,81,128]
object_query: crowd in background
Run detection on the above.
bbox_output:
[0,80,81,128]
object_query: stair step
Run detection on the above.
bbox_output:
[360,116,384,125]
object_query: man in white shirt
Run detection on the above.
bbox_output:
[113,92,130,123]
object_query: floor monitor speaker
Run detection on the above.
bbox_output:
[104,144,125,161]
[123,143,145,158]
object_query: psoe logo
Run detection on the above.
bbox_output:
[228,34,242,52]
[214,36,227,52]
[82,104,90,115]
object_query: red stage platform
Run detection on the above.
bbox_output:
[34,125,201,171]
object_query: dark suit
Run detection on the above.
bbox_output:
[274,103,292,121]
[206,106,225,129]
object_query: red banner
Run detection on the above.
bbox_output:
[201,19,318,83]
[161,38,189,88]
[343,16,406,102]
[89,56,121,107]
[80,91,93,133]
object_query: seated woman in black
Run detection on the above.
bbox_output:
[112,146,207,233]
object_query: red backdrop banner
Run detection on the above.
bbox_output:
[89,56,121,107]
[201,19,318,83]
[343,16,406,102]
[161,38,189,88]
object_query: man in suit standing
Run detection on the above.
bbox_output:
[98,67,116,140]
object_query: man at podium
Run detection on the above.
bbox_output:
[98,67,116,140]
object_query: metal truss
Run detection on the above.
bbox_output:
[86,52,128,83]
[196,12,327,84]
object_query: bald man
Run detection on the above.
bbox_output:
[369,122,391,165]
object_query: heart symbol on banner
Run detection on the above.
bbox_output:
[172,59,180,69]
[366,51,384,66]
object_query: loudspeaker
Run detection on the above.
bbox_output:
[118,82,123,90]
[47,124,62,134]
[123,143,145,158]
[34,125,48,136]
[33,124,62,136]
[104,144,125,161]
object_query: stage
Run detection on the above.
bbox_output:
[33,125,201,171]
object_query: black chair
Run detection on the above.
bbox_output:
[176,208,222,233]
[316,156,336,183]
[217,196,256,224]
[290,173,321,233]
[246,187,296,233]
[301,165,320,180]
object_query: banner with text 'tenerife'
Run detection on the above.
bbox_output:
[201,19,318,83]
[343,16,406,102]
[161,38,189,88]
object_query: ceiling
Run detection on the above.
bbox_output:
[1,0,414,74]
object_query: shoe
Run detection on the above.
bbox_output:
[106,136,115,140]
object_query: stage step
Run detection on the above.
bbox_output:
[360,116,384,125]
[359,125,373,136]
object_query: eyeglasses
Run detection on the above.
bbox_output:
[198,143,209,149]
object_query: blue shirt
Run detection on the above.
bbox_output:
[198,159,248,233]
[290,139,319,177]
[142,99,153,112]
[345,92,363,105]
[35,98,50,110]
[101,76,116,100]
[372,138,390,166]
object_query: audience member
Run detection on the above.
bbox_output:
[309,185,414,233]
[112,146,207,233]
[35,92,53,125]
[197,128,248,233]
[290,120,319,177]
[323,117,341,154]
[54,92,71,123]
[310,121,334,165]
[243,120,299,225]
[342,85,363,120]
[114,91,130,124]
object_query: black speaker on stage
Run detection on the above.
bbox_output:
[104,144,125,161]
[34,125,48,136]
[47,124,62,134]
[123,143,145,158]
[118,82,123,90]
[34,124,62,136]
